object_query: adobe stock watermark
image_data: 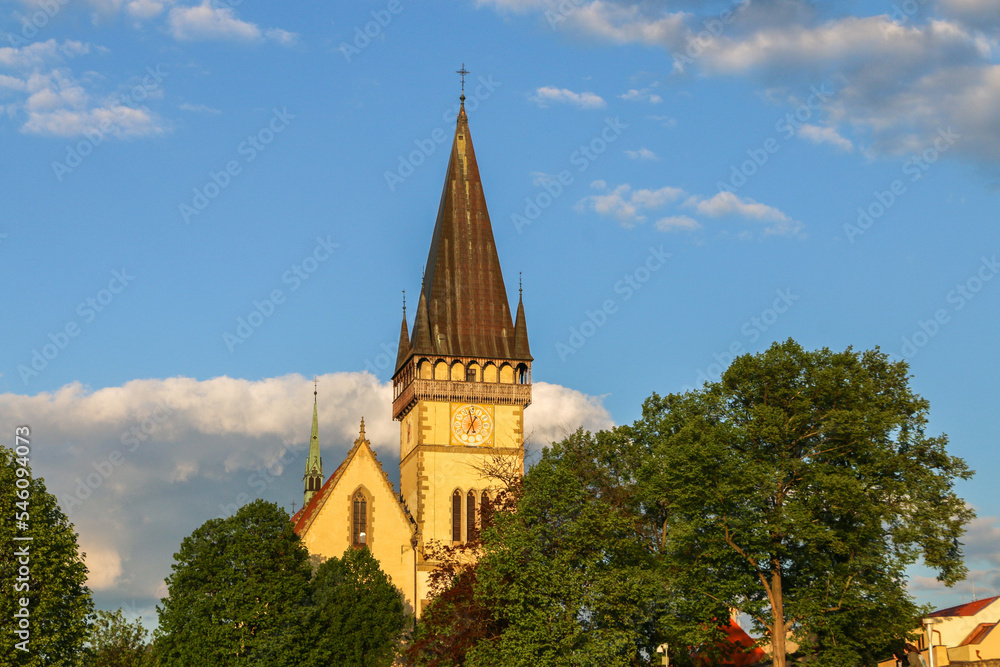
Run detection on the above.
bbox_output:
[672,0,751,72]
[62,402,174,510]
[223,236,338,352]
[17,268,135,385]
[844,127,959,244]
[6,0,69,46]
[716,83,834,195]
[339,0,413,63]
[899,255,998,359]
[179,107,295,224]
[556,245,671,362]
[681,288,800,392]
[51,66,168,182]
[512,116,628,234]
[384,74,501,192]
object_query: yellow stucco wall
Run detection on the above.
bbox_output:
[400,399,524,548]
[300,444,418,614]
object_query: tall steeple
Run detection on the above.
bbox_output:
[393,78,532,423]
[407,84,518,359]
[393,75,532,564]
[303,379,323,508]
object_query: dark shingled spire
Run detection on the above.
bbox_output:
[395,311,410,371]
[513,294,531,361]
[410,99,515,358]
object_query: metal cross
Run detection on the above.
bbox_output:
[457,64,470,93]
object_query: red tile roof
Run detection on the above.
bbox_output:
[928,595,1000,618]
[290,460,344,535]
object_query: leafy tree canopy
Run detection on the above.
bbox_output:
[82,608,152,667]
[307,546,408,667]
[154,499,313,666]
[0,443,93,666]
[632,339,974,667]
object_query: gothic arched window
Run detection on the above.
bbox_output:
[467,490,477,541]
[353,491,367,547]
[452,490,462,542]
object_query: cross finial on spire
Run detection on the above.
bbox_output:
[402,290,406,317]
[519,271,523,298]
[313,376,318,398]
[457,63,469,105]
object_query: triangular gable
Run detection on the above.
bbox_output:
[292,422,414,540]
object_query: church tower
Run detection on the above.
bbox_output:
[392,88,532,555]
[303,381,323,508]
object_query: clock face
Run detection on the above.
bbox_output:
[452,404,493,445]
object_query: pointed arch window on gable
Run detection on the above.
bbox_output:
[353,491,368,547]
[452,490,462,542]
[467,490,477,541]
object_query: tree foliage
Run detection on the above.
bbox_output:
[307,546,408,667]
[154,500,313,666]
[468,429,672,667]
[633,340,973,666]
[0,444,93,666]
[83,609,152,667]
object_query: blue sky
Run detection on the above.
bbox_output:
[1,0,998,624]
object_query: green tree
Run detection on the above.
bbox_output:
[154,500,313,666]
[466,431,674,667]
[308,546,408,667]
[0,442,93,665]
[633,340,974,667]
[82,609,151,667]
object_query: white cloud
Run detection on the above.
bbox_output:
[0,39,91,71]
[126,0,171,20]
[620,87,661,104]
[577,182,685,226]
[264,28,299,47]
[625,147,658,160]
[168,1,262,41]
[179,102,221,114]
[480,2,1000,164]
[0,374,613,608]
[580,181,803,238]
[686,191,787,222]
[17,69,165,138]
[567,1,689,47]
[685,191,803,237]
[530,86,606,109]
[796,123,854,152]
[646,114,676,128]
[655,215,701,232]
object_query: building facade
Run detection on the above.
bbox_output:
[292,91,531,616]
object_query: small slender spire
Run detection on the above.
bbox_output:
[303,379,324,508]
[359,417,366,439]
[402,290,406,318]
[513,284,532,361]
